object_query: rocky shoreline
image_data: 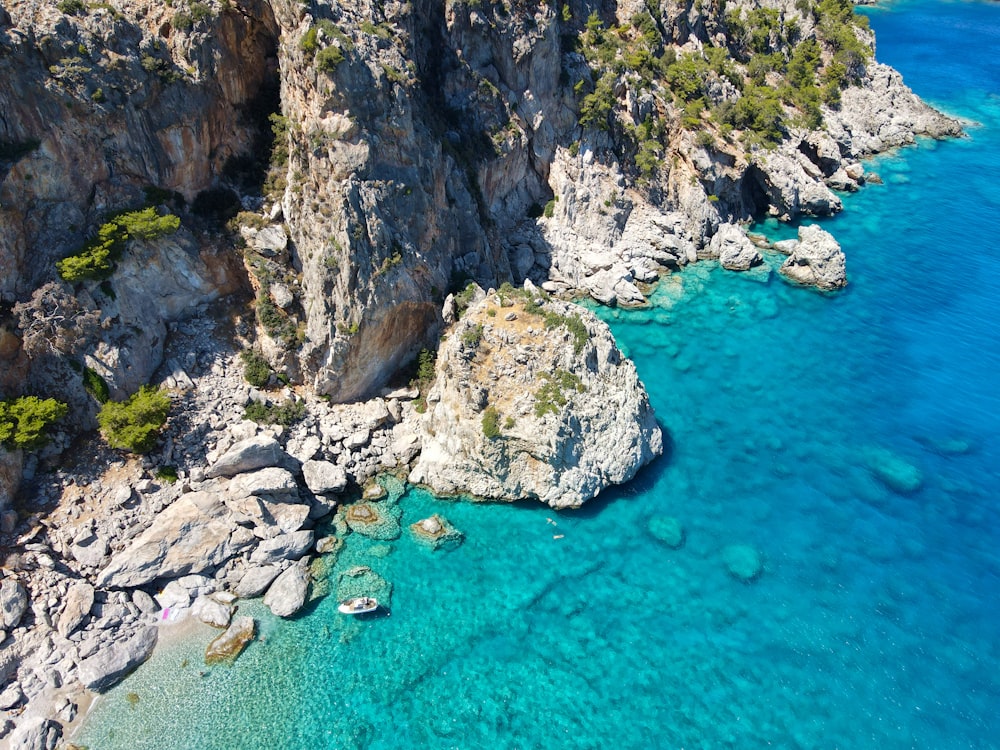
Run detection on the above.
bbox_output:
[0,0,966,743]
[0,279,663,748]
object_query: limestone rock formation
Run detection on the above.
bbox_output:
[263,561,309,618]
[409,285,662,509]
[409,515,464,551]
[710,223,763,271]
[779,225,848,290]
[302,460,348,496]
[77,626,158,692]
[97,490,253,588]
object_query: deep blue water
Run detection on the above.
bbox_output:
[76,2,1000,748]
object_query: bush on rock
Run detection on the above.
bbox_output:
[97,385,171,453]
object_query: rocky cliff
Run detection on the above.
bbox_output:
[409,283,662,508]
[2,0,961,410]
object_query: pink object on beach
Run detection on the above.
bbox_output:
[161,607,170,620]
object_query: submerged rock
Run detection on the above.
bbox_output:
[409,515,464,551]
[343,502,401,540]
[205,616,256,665]
[723,545,764,583]
[409,285,662,509]
[779,225,847,290]
[865,447,924,494]
[648,516,685,549]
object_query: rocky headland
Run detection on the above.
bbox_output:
[0,0,962,743]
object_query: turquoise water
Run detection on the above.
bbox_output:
[77,2,1000,748]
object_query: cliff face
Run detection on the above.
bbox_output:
[1,0,960,410]
[408,284,662,508]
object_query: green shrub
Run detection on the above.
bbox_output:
[481,406,500,439]
[57,0,86,14]
[534,369,585,418]
[543,198,558,218]
[83,367,110,403]
[461,324,484,349]
[155,465,179,483]
[0,396,68,450]
[58,208,181,282]
[316,46,344,73]
[416,348,436,384]
[243,398,305,426]
[97,385,171,453]
[240,350,271,387]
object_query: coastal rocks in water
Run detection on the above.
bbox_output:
[336,566,392,608]
[409,515,464,551]
[56,582,94,638]
[234,565,282,599]
[779,225,847,290]
[77,626,158,692]
[0,577,28,629]
[97,491,254,588]
[648,516,685,549]
[263,561,310,618]
[865,447,924,494]
[205,436,289,479]
[409,285,663,509]
[6,716,62,750]
[723,545,764,583]
[205,616,256,665]
[343,502,402,540]
[710,223,762,271]
[302,460,348,495]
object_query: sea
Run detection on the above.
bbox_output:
[75,1,1000,747]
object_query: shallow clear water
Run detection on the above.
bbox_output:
[77,2,1000,748]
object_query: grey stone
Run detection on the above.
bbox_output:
[56,582,94,638]
[302,460,348,495]
[779,224,847,290]
[191,594,234,629]
[206,436,289,479]
[263,561,310,618]
[250,530,315,565]
[234,565,282,598]
[78,626,158,692]
[97,491,252,588]
[6,716,62,750]
[0,578,28,629]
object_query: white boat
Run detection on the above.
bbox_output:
[338,596,378,615]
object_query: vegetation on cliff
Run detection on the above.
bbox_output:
[0,396,68,450]
[97,385,171,453]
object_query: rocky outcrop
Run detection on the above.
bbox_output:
[710,223,762,271]
[6,715,62,750]
[0,446,21,519]
[263,560,309,618]
[409,285,662,508]
[77,625,157,692]
[778,225,847,290]
[205,435,290,479]
[96,490,254,588]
